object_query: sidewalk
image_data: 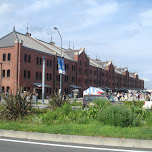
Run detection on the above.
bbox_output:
[0,129,152,148]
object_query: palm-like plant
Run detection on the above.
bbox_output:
[0,87,32,121]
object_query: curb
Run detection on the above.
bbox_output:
[0,129,152,148]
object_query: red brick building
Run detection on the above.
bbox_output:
[0,29,144,97]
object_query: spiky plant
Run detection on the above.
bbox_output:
[48,92,68,110]
[0,87,32,121]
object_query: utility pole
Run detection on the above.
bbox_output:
[42,57,46,104]
[54,27,62,97]
[0,63,2,100]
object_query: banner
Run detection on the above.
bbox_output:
[58,58,65,74]
[61,58,65,74]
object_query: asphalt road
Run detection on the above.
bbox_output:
[0,137,152,152]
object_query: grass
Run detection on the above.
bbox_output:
[0,100,152,140]
[0,119,152,140]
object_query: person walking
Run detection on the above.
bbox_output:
[145,94,150,101]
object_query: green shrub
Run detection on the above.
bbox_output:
[96,104,140,127]
[120,101,144,108]
[143,110,152,126]
[31,108,48,114]
[48,92,69,110]
[93,98,111,109]
[41,108,61,124]
[71,100,82,106]
[0,88,32,121]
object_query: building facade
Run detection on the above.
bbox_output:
[0,29,144,97]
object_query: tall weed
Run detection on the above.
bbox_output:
[96,104,140,127]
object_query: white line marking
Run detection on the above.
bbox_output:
[0,138,150,152]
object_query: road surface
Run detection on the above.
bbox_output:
[0,137,152,152]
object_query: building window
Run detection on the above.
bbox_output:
[39,72,42,80]
[36,57,39,64]
[2,86,4,93]
[47,73,49,80]
[66,88,68,93]
[7,70,10,77]
[40,58,42,65]
[28,55,31,63]
[50,88,51,93]
[6,86,9,92]
[24,87,26,91]
[3,54,6,61]
[72,65,73,71]
[27,87,30,91]
[90,70,92,75]
[79,68,81,75]
[36,72,38,79]
[56,64,58,70]
[47,88,48,93]
[85,62,87,67]
[50,73,51,80]
[24,70,26,78]
[65,64,66,69]
[67,64,69,70]
[72,77,73,82]
[28,71,30,79]
[2,70,5,77]
[8,53,11,61]
[56,75,58,81]
[24,54,27,62]
[47,60,49,66]
[50,60,52,67]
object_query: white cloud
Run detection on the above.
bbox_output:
[142,78,150,82]
[140,9,152,26]
[0,3,12,15]
[28,0,50,11]
[83,0,98,7]
[140,9,152,18]
[83,2,118,26]
[124,22,142,36]
[64,1,119,32]
[27,0,69,12]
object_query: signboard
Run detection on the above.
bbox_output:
[58,58,65,74]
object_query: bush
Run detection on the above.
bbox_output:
[143,110,152,126]
[93,98,111,109]
[120,101,144,108]
[48,92,69,110]
[96,104,141,127]
[0,88,32,121]
[71,99,82,106]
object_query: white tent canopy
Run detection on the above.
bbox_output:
[83,87,105,96]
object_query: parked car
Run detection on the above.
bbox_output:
[83,94,123,107]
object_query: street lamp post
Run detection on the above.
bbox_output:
[54,27,62,96]
[42,57,46,104]
[0,63,2,100]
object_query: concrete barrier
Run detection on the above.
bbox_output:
[0,129,152,148]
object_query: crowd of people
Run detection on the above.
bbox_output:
[111,92,151,101]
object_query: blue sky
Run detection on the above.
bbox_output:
[0,0,152,89]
